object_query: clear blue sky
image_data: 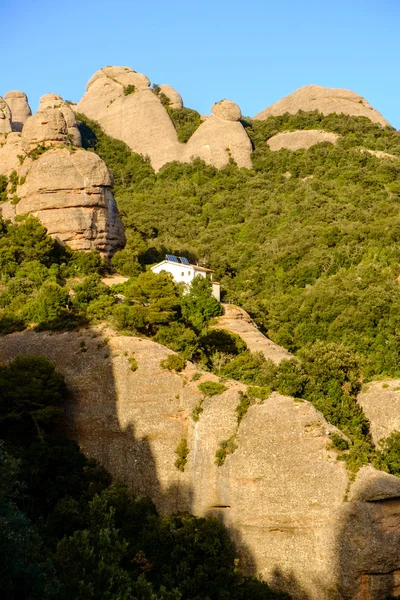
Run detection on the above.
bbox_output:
[2,0,399,127]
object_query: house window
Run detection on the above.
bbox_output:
[181,272,184,276]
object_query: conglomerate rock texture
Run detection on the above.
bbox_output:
[254,85,390,126]
[0,92,125,257]
[1,327,400,600]
[76,66,252,170]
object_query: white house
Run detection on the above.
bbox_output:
[151,254,221,301]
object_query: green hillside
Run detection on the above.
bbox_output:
[78,111,400,379]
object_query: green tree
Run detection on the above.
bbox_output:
[181,276,222,331]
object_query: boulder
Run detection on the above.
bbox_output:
[254,85,390,126]
[0,97,12,134]
[267,129,339,151]
[14,147,125,257]
[159,84,183,109]
[4,90,31,132]
[1,327,400,599]
[212,99,242,121]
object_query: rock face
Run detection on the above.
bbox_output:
[159,84,183,109]
[0,94,125,258]
[1,327,400,600]
[4,91,31,132]
[22,94,82,146]
[0,97,12,134]
[267,129,339,151]
[13,147,125,256]
[358,380,400,445]
[77,66,252,170]
[254,85,390,126]
[214,304,293,364]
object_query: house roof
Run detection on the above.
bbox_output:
[152,259,215,273]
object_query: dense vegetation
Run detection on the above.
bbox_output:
[0,355,288,600]
[78,111,400,379]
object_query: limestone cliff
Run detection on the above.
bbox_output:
[267,129,339,151]
[0,93,125,258]
[76,66,252,170]
[254,85,390,126]
[1,327,400,600]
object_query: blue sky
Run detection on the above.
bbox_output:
[2,0,399,127]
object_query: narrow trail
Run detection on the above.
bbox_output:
[214,303,293,365]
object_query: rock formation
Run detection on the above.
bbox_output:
[4,90,31,132]
[0,94,125,258]
[185,100,253,169]
[213,304,292,363]
[77,66,252,170]
[0,97,12,134]
[267,129,339,151]
[159,84,183,109]
[358,380,400,445]
[254,85,390,126]
[1,327,400,600]
[13,147,125,255]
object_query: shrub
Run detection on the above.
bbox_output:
[247,386,271,402]
[191,401,204,421]
[123,85,136,95]
[198,380,227,397]
[160,354,186,372]
[129,357,138,372]
[174,438,189,471]
[235,391,252,424]
[215,436,237,466]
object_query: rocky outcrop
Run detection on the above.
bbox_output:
[0,97,12,134]
[77,66,253,170]
[8,147,125,256]
[358,380,400,445]
[4,91,31,132]
[214,304,292,364]
[159,84,183,109]
[22,94,82,146]
[267,129,339,151]
[254,85,390,126]
[0,92,124,258]
[1,327,400,600]
[184,100,253,169]
[38,94,81,146]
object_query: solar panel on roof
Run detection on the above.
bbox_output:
[179,257,190,265]
[166,254,179,262]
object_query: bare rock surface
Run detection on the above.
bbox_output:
[360,148,399,161]
[0,132,29,176]
[1,327,400,599]
[22,106,68,144]
[358,380,400,445]
[212,99,242,121]
[4,90,31,131]
[0,97,12,134]
[77,66,253,170]
[184,114,253,169]
[159,84,183,109]
[254,85,390,126]
[267,129,339,151]
[14,147,125,256]
[213,303,292,364]
[38,94,81,146]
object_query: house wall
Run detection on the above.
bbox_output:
[151,261,207,284]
